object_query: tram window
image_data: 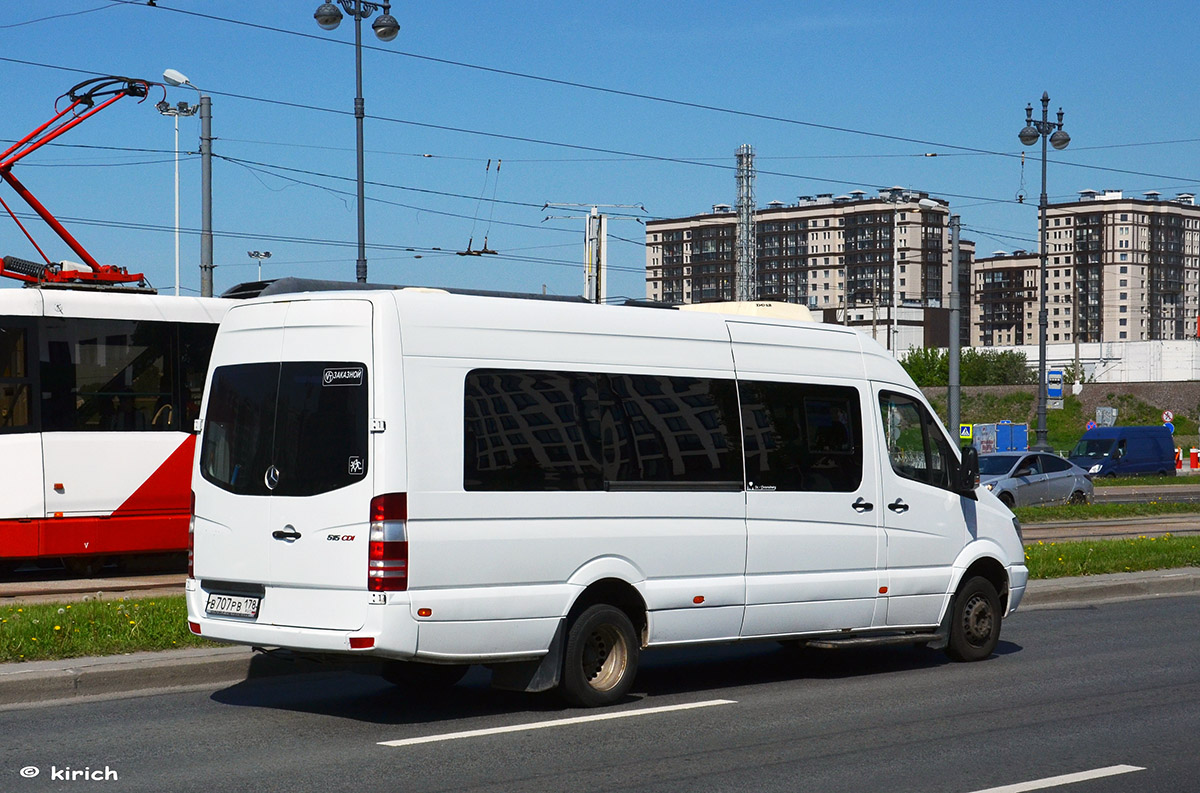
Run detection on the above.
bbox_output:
[41,318,174,432]
[0,325,32,431]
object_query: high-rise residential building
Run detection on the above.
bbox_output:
[971,190,1200,346]
[645,188,971,348]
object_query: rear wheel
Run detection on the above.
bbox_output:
[560,604,639,707]
[380,660,469,691]
[946,576,1001,662]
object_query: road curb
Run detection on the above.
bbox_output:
[2,569,1199,707]
[0,645,376,708]
[1020,566,1200,608]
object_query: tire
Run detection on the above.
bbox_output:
[560,604,639,707]
[380,660,469,690]
[997,492,1014,509]
[945,576,1001,662]
[1068,490,1087,505]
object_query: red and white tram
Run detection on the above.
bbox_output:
[0,287,231,575]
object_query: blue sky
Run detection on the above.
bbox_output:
[1,1,1198,299]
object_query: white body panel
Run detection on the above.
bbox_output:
[188,289,1027,665]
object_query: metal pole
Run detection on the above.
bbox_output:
[173,114,180,297]
[354,1,368,284]
[948,214,961,433]
[199,94,213,298]
[891,206,899,352]
[1034,95,1050,451]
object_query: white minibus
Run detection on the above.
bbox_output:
[186,280,1027,707]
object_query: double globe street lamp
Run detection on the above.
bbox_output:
[313,1,400,284]
[1019,92,1070,452]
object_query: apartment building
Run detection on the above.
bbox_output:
[973,190,1200,346]
[645,188,970,347]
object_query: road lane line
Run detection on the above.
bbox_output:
[378,698,737,747]
[967,764,1145,793]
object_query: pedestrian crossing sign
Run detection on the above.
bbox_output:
[959,424,972,440]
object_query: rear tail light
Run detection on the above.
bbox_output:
[188,490,196,579]
[368,493,408,592]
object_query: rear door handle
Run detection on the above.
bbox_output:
[272,527,301,541]
[888,499,909,514]
[852,497,874,513]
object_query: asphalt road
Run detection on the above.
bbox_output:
[2,595,1198,793]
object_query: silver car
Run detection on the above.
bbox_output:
[979,451,1093,508]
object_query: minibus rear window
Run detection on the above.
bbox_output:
[200,361,369,496]
[200,363,278,496]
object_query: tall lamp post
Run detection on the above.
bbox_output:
[313,1,400,284]
[162,69,214,297]
[155,99,198,296]
[248,250,272,281]
[1019,92,1070,452]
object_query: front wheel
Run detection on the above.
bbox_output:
[997,492,1014,509]
[945,576,1001,662]
[1068,490,1087,505]
[560,604,639,707]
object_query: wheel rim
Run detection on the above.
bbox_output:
[580,623,628,692]
[960,593,994,648]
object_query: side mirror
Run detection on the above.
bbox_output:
[1015,467,1033,478]
[957,445,979,495]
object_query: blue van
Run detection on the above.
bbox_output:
[1068,426,1176,477]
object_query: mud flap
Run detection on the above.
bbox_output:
[488,618,565,693]
[927,594,955,651]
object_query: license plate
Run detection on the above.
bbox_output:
[205,593,260,619]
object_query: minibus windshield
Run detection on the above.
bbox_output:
[1071,439,1115,459]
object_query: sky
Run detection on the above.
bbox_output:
[1,1,1198,301]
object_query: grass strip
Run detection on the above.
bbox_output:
[1014,501,1200,524]
[0,595,207,664]
[1025,533,1200,579]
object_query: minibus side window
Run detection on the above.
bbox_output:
[464,370,603,491]
[463,369,743,491]
[879,392,954,490]
[740,381,862,492]
[603,374,742,486]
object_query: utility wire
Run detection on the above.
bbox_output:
[1,54,1196,193]
[108,2,1200,182]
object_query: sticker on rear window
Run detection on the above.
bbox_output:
[348,456,364,475]
[323,367,364,386]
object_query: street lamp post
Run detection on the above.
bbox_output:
[313,1,400,284]
[155,99,198,297]
[1019,92,1071,452]
[162,69,214,297]
[248,250,272,281]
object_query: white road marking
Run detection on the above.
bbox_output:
[967,764,1145,793]
[378,698,737,747]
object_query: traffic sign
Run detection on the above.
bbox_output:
[1047,369,1064,399]
[1086,420,1097,431]
[1165,421,1175,435]
[959,424,973,440]
[1163,410,1174,423]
